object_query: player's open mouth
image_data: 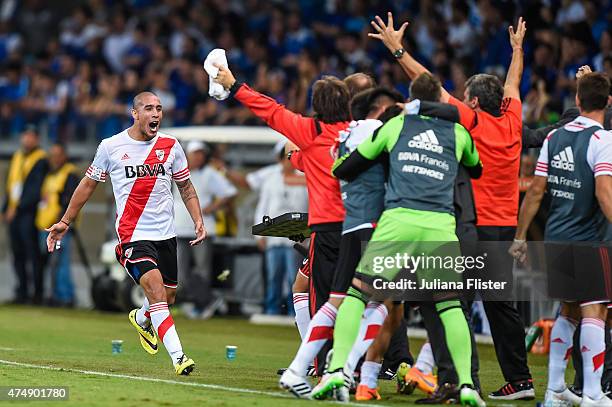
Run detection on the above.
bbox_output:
[149,121,159,131]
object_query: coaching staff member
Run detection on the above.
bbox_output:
[211,66,350,320]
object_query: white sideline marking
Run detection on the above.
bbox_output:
[0,359,388,406]
[0,347,17,351]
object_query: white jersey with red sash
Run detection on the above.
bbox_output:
[86,130,190,243]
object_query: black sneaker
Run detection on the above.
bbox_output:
[378,367,396,380]
[415,383,459,404]
[488,379,535,400]
[568,384,583,398]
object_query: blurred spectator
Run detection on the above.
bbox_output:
[0,61,28,136]
[594,28,611,72]
[59,5,106,59]
[3,127,48,304]
[103,13,133,73]
[0,21,22,61]
[207,143,239,236]
[174,141,237,319]
[80,73,128,140]
[35,143,79,307]
[16,0,54,55]
[555,0,586,26]
[249,142,308,315]
[447,0,477,58]
[20,70,68,142]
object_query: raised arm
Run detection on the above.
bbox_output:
[503,17,527,100]
[213,66,316,150]
[369,12,451,103]
[46,176,98,252]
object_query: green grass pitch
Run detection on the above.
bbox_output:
[1,305,551,406]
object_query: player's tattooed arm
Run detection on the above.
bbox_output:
[176,179,197,203]
[176,178,207,245]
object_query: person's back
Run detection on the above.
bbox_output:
[292,120,349,225]
[367,113,479,220]
[448,94,522,226]
[539,118,608,241]
[337,119,386,232]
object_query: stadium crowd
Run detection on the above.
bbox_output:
[0,0,611,142]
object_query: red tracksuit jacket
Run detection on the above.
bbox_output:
[233,83,347,227]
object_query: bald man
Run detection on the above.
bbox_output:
[46,92,207,375]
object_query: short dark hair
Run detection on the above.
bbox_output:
[350,87,404,120]
[312,76,351,123]
[577,72,611,112]
[465,74,504,116]
[132,91,159,109]
[409,73,442,102]
[344,73,376,98]
[378,104,404,123]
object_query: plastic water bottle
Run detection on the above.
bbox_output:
[226,345,237,361]
[112,340,123,354]
[525,324,542,352]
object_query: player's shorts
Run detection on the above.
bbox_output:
[355,208,460,293]
[329,227,375,297]
[297,256,311,279]
[546,241,612,303]
[115,238,178,288]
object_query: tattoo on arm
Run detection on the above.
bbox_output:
[176,179,197,203]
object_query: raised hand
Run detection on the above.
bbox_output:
[213,64,236,90]
[576,65,592,79]
[508,17,527,50]
[368,12,409,52]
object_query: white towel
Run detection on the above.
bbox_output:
[204,48,230,101]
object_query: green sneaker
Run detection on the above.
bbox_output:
[311,370,346,401]
[396,362,416,394]
[460,385,486,407]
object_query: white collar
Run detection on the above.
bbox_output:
[574,116,604,129]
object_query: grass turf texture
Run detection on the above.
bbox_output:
[1,305,549,406]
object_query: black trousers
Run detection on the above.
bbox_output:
[477,225,532,383]
[8,213,44,302]
[309,226,342,314]
[309,224,342,373]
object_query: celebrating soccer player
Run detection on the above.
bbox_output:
[46,92,206,375]
[510,72,612,406]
